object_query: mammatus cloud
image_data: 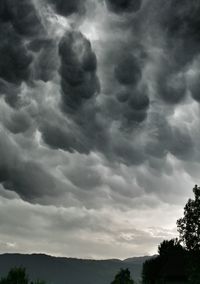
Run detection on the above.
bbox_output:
[0,0,200,258]
[47,0,86,17]
[105,0,142,14]
[0,0,49,107]
[0,132,68,203]
[59,30,100,112]
[114,55,142,86]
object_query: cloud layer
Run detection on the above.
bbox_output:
[0,0,200,258]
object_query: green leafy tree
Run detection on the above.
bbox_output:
[142,239,186,283]
[142,185,200,283]
[142,256,163,284]
[111,269,135,284]
[188,259,200,283]
[0,267,28,284]
[176,185,200,282]
[158,238,184,257]
[177,184,200,251]
[31,281,46,284]
[0,268,46,284]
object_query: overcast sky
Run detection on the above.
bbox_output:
[0,0,200,259]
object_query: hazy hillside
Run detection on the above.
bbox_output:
[0,254,152,284]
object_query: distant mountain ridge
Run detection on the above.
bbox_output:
[123,255,157,263]
[0,253,153,284]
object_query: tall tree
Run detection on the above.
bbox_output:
[0,267,28,284]
[0,268,46,284]
[111,269,135,284]
[158,238,184,257]
[142,256,163,284]
[177,184,200,251]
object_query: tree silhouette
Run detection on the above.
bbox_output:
[31,281,46,284]
[111,269,135,284]
[0,268,46,284]
[0,267,28,284]
[142,185,200,283]
[142,239,188,283]
[158,238,184,257]
[177,184,200,251]
[142,256,163,284]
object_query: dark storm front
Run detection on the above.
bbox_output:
[0,0,200,280]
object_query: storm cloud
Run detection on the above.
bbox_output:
[105,0,142,14]
[59,30,100,112]
[47,0,86,17]
[0,0,200,259]
[0,0,45,107]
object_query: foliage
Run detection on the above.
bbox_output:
[142,239,187,283]
[31,281,46,284]
[158,238,184,257]
[177,184,200,251]
[0,268,45,284]
[187,251,200,284]
[111,268,135,284]
[142,184,200,283]
[142,256,163,284]
[0,267,29,284]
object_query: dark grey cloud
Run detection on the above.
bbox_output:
[1,161,55,201]
[47,0,86,17]
[38,0,196,171]
[159,0,200,44]
[1,0,200,259]
[119,87,150,126]
[114,88,150,128]
[144,115,170,159]
[112,137,145,165]
[0,26,32,85]
[128,88,149,111]
[157,0,200,78]
[140,0,200,106]
[64,164,102,190]
[40,120,91,154]
[188,74,200,103]
[59,30,100,112]
[157,71,187,104]
[89,37,149,136]
[4,111,32,134]
[0,133,66,203]
[169,127,194,160]
[105,0,142,14]
[144,113,194,161]
[116,90,130,103]
[30,39,58,82]
[0,0,44,107]
[0,0,58,107]
[0,79,22,108]
[114,55,141,86]
[0,0,44,38]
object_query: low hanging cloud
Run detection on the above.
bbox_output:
[30,39,58,83]
[0,132,68,203]
[188,70,200,103]
[114,55,142,86]
[0,26,33,106]
[1,0,200,201]
[1,0,200,259]
[59,30,100,112]
[0,0,44,38]
[0,0,50,107]
[47,0,86,17]
[105,0,142,14]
